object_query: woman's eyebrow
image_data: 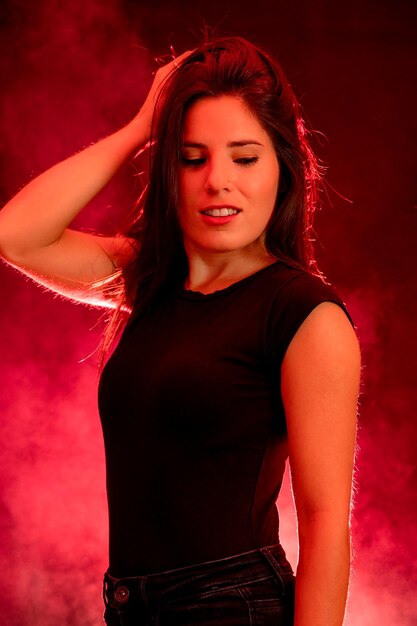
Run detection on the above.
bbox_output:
[182,140,264,148]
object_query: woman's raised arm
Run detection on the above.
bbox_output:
[281,301,361,626]
[0,53,190,307]
[0,115,149,306]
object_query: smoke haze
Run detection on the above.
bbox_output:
[1,0,416,624]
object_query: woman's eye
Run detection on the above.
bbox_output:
[181,157,206,167]
[181,156,259,167]
[235,157,259,166]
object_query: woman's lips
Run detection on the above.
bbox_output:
[199,206,242,226]
[199,212,241,225]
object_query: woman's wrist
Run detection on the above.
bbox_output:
[127,109,153,148]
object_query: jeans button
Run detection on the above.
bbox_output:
[115,585,129,603]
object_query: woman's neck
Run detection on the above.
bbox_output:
[184,248,277,294]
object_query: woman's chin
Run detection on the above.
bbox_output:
[184,234,267,258]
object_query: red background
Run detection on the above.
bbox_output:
[1,1,416,624]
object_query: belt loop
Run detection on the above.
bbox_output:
[103,571,110,607]
[259,544,288,596]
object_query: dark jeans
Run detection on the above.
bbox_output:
[102,542,295,625]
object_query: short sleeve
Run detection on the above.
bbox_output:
[267,271,355,365]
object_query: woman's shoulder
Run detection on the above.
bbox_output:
[264,260,355,360]
[263,259,336,301]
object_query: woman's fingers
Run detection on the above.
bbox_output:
[155,49,194,76]
[135,49,195,137]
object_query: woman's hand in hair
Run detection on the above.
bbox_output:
[133,50,194,140]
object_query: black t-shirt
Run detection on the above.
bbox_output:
[98,260,353,576]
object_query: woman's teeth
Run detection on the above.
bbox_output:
[203,208,239,216]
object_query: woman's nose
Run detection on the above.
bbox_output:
[204,159,233,193]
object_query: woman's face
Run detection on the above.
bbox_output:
[178,95,280,258]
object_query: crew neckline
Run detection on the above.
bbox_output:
[178,259,286,300]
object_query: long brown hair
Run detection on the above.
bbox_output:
[98,36,323,365]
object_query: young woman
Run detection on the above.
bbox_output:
[0,37,360,625]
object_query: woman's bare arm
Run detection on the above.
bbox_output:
[0,52,191,307]
[281,302,360,626]
[0,117,147,306]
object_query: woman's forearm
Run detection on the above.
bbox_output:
[0,114,148,258]
[294,517,351,626]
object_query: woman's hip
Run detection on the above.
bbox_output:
[103,542,295,625]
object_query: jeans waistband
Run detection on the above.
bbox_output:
[103,542,294,608]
